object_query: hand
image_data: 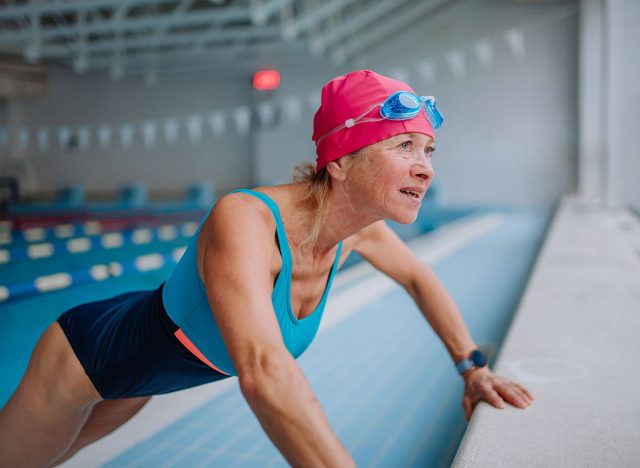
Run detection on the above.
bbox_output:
[461,367,534,421]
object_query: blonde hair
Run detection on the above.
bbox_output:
[292,152,360,250]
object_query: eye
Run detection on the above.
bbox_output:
[425,146,436,157]
[399,141,412,151]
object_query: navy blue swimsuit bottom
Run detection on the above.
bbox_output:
[56,282,229,399]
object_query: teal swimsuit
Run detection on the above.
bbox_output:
[163,189,343,376]
[57,188,343,399]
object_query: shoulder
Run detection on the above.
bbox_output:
[201,192,278,256]
[209,191,275,227]
[206,191,277,235]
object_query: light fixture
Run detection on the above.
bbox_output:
[253,69,280,91]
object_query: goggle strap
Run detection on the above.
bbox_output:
[315,102,380,146]
[349,103,381,126]
[315,95,442,146]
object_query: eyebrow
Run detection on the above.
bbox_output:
[406,133,434,145]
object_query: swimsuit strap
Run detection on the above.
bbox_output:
[229,189,293,266]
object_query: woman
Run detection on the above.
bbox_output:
[0,70,534,467]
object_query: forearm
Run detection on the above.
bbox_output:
[239,352,354,468]
[407,263,477,362]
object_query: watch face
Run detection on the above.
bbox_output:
[470,349,487,367]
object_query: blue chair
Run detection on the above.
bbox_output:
[56,184,85,208]
[119,182,148,208]
[186,181,215,208]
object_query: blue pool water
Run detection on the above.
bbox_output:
[0,204,550,467]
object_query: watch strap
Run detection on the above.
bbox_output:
[455,348,487,375]
[455,358,474,374]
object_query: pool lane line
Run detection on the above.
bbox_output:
[0,247,187,304]
[0,221,198,263]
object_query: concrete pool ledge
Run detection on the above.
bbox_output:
[452,195,640,468]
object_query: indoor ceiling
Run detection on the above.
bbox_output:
[0,0,454,81]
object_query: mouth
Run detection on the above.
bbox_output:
[399,188,424,201]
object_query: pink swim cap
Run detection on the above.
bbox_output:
[312,70,435,171]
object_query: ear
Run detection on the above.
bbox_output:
[325,155,352,182]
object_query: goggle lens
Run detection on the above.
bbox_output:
[398,93,420,108]
[379,91,443,129]
[380,91,421,120]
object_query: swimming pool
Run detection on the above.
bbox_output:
[0,203,550,467]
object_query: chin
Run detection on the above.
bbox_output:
[389,209,420,225]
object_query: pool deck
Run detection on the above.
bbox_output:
[452,195,640,467]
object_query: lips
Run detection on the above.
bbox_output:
[399,186,425,201]
[399,188,421,199]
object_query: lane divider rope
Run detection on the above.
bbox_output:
[0,218,201,246]
[0,222,197,264]
[0,246,187,304]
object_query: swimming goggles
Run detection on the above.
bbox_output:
[315,91,444,145]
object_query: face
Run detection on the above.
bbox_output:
[342,132,436,224]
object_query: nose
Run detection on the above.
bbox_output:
[411,158,435,181]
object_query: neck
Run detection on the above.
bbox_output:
[287,182,381,256]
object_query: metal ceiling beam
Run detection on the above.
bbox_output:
[339,0,451,59]
[250,0,293,25]
[281,0,356,39]
[0,0,456,80]
[145,0,198,50]
[111,0,140,22]
[38,25,280,59]
[82,39,308,71]
[312,0,413,53]
[0,0,176,20]
[0,5,251,44]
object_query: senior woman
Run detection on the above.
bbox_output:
[0,70,533,467]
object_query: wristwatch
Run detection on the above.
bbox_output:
[455,348,488,375]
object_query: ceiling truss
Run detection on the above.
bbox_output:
[0,0,452,81]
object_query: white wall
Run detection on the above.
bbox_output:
[606,0,640,212]
[578,0,606,203]
[253,63,348,185]
[9,68,254,196]
[256,0,580,209]
[2,0,586,210]
[578,0,640,212]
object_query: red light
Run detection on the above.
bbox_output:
[253,69,280,91]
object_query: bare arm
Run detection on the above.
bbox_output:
[201,194,354,467]
[351,221,534,419]
[351,221,476,362]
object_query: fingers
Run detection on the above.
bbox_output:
[462,396,472,421]
[462,377,535,422]
[516,383,535,401]
[462,395,482,421]
[496,382,534,409]
[485,388,506,410]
